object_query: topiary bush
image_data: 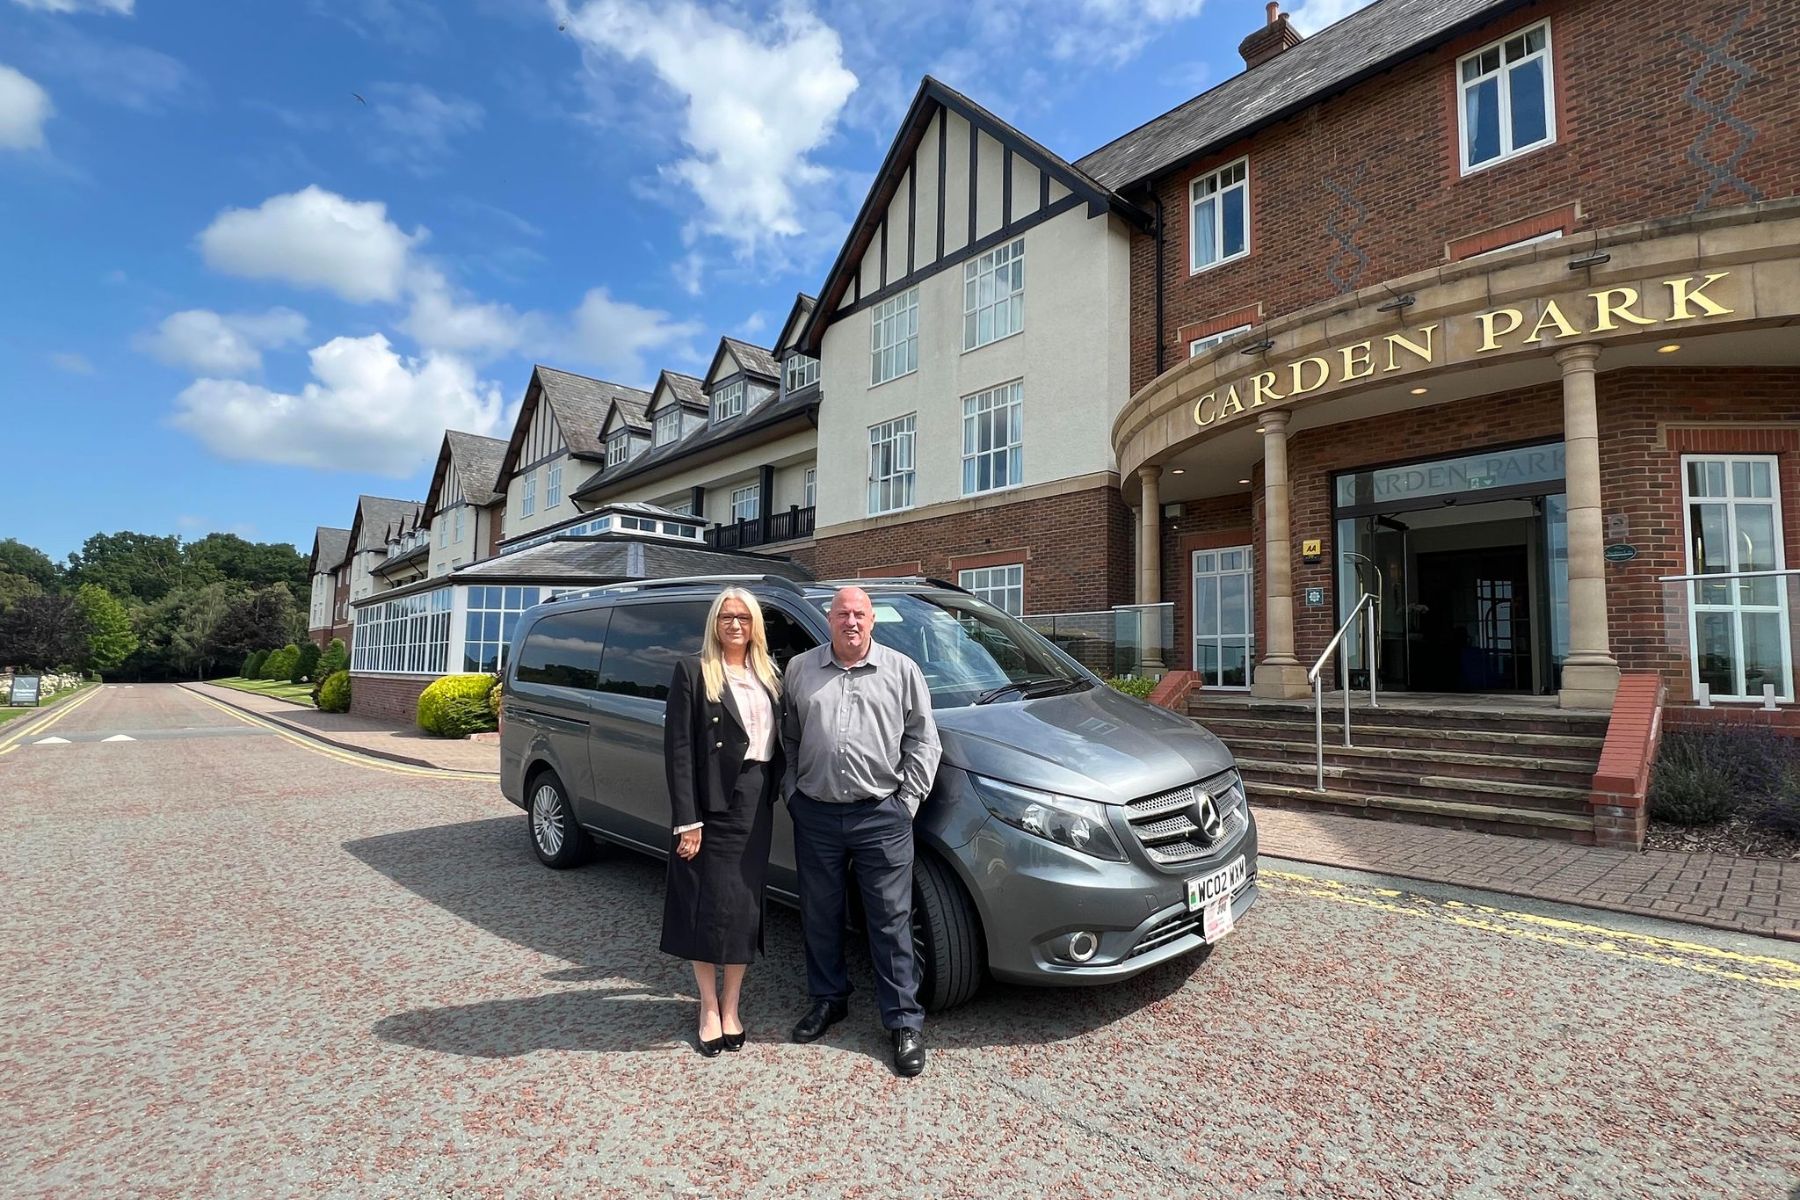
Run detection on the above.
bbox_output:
[417,673,499,737]
[317,669,351,713]
[245,649,269,679]
[293,641,321,685]
[488,682,504,722]
[1106,675,1158,699]
[318,637,348,679]
[262,643,300,681]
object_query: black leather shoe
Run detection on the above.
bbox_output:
[892,1028,925,1077]
[790,999,848,1043]
[696,1035,725,1058]
[722,1031,746,1052]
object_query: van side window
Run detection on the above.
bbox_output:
[761,605,817,672]
[597,601,710,699]
[515,609,607,690]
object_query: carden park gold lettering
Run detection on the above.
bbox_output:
[1191,273,1736,428]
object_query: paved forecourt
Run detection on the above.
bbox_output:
[1,685,1795,1198]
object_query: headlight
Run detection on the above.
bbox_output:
[972,776,1127,862]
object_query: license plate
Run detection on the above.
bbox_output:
[1186,855,1247,941]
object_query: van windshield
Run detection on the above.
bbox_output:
[823,591,1093,709]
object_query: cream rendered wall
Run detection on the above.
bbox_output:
[309,572,332,628]
[429,503,485,576]
[815,205,1131,531]
[599,428,817,521]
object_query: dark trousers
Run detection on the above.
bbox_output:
[789,791,923,1032]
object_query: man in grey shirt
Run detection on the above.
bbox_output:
[781,586,941,1077]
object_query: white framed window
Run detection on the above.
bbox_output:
[869,414,916,514]
[654,407,682,446]
[959,564,1024,616]
[437,518,448,548]
[962,381,1024,496]
[1189,158,1249,273]
[802,467,816,509]
[547,462,563,506]
[1472,229,1564,258]
[606,431,629,468]
[453,507,464,544]
[963,238,1024,351]
[714,379,746,422]
[1682,455,1791,702]
[870,288,919,386]
[521,469,536,517]
[665,499,692,516]
[1458,22,1555,174]
[1189,323,1253,358]
[784,353,819,394]
[730,483,760,523]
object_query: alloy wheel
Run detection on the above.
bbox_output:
[532,783,565,856]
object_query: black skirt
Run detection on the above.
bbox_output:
[660,760,776,965]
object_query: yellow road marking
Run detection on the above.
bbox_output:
[0,685,105,754]
[186,691,497,782]
[1260,869,1800,993]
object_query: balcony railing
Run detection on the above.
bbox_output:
[706,505,815,551]
[1658,568,1799,706]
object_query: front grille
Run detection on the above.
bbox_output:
[1124,768,1246,867]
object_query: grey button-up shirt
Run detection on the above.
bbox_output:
[781,639,942,816]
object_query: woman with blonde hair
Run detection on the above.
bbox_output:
[661,586,785,1056]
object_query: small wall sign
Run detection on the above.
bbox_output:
[1603,544,1638,563]
[9,675,41,707]
[1304,587,1325,606]
[1301,538,1322,563]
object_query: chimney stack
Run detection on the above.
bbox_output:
[1239,4,1303,70]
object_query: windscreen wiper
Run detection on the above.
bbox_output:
[973,676,1082,705]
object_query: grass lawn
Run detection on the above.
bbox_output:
[0,679,100,726]
[211,677,317,707]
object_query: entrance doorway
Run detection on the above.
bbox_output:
[1333,441,1571,695]
[1192,546,1253,689]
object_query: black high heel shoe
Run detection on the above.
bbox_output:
[696,1034,725,1058]
[722,1031,746,1052]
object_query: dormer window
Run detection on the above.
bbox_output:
[654,407,682,446]
[714,379,746,423]
[784,353,819,395]
[606,430,629,467]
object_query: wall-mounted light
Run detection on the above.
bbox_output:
[1376,294,1416,313]
[1657,343,1681,354]
[1409,386,1429,395]
[1238,478,1251,485]
[1171,468,1186,475]
[1567,251,1611,270]
[1239,338,1276,355]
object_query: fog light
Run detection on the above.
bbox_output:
[1067,930,1099,963]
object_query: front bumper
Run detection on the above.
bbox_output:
[958,806,1260,985]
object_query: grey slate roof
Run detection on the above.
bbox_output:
[1075,0,1514,189]
[352,496,424,553]
[535,365,652,458]
[571,385,820,501]
[311,527,350,573]
[721,337,780,381]
[445,430,507,507]
[658,370,707,412]
[370,543,428,578]
[454,533,813,584]
[775,294,817,355]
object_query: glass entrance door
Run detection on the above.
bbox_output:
[1192,546,1253,689]
[1683,456,1792,701]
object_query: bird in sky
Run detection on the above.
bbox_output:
[351,92,366,105]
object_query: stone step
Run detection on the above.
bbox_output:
[1192,714,1607,756]
[1189,699,1609,738]
[1223,736,1599,790]
[1236,757,1592,815]
[1246,780,1595,843]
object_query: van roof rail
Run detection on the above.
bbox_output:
[813,576,971,595]
[548,574,808,603]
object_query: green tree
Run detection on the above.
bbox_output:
[0,593,91,670]
[167,583,234,680]
[213,584,301,665]
[66,532,187,604]
[74,584,137,673]
[0,572,44,614]
[183,533,308,594]
[0,539,60,591]
[317,637,348,678]
[293,641,322,683]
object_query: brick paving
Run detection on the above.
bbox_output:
[1254,806,1800,943]
[185,682,499,775]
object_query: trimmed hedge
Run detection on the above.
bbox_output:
[244,649,269,679]
[1649,726,1800,829]
[1106,675,1158,699]
[317,669,351,713]
[488,683,504,721]
[418,673,499,738]
[263,643,300,681]
[318,638,348,679]
[293,641,321,684]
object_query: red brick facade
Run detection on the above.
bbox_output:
[813,486,1135,615]
[1127,0,1800,393]
[349,673,431,724]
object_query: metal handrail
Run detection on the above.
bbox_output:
[1306,591,1380,792]
[1655,568,1800,582]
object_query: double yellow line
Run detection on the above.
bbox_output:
[0,684,105,758]
[186,690,499,782]
[1260,869,1800,993]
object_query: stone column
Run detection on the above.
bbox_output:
[1136,465,1166,672]
[1555,343,1621,709]
[1253,410,1308,698]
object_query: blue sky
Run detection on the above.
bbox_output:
[0,0,1358,562]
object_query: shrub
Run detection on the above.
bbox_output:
[1106,675,1158,699]
[293,641,321,685]
[245,649,269,679]
[1752,764,1800,837]
[318,637,348,679]
[317,669,351,713]
[488,683,504,721]
[417,673,499,737]
[1649,727,1800,828]
[262,643,300,681]
[1648,756,1736,826]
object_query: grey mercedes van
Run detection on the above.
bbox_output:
[498,575,1259,1010]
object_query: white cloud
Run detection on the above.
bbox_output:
[137,308,310,376]
[0,64,52,150]
[564,287,703,381]
[9,0,134,12]
[1287,0,1374,35]
[198,186,424,303]
[23,25,193,112]
[555,0,858,254]
[362,82,484,175]
[171,333,508,476]
[401,267,532,359]
[49,351,94,374]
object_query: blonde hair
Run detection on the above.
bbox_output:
[700,587,783,703]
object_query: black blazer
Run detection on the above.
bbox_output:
[664,656,784,830]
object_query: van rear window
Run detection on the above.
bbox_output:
[598,602,710,699]
[514,610,606,690]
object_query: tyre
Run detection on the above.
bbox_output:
[527,769,594,869]
[911,853,985,1011]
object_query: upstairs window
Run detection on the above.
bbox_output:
[870,288,919,386]
[1459,22,1555,173]
[547,462,563,506]
[1189,324,1253,358]
[803,467,816,509]
[964,238,1024,351]
[654,407,682,446]
[784,353,819,394]
[714,379,746,422]
[869,414,916,514]
[962,381,1024,496]
[1190,158,1248,273]
[438,518,448,548]
[730,483,760,523]
[453,507,464,544]
[605,430,629,468]
[521,469,536,517]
